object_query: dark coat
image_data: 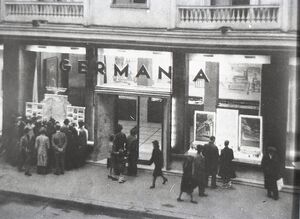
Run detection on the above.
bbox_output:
[180,157,195,194]
[149,148,164,177]
[203,142,219,175]
[218,147,236,179]
[261,153,281,190]
[193,154,206,186]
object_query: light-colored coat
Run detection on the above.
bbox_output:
[35,134,50,167]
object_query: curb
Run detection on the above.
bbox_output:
[0,189,186,219]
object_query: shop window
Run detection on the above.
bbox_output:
[111,0,149,9]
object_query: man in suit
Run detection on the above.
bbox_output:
[19,127,35,176]
[203,136,219,188]
[52,124,67,175]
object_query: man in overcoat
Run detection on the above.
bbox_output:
[203,136,219,188]
[52,125,67,175]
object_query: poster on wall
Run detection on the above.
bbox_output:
[215,108,239,151]
[25,102,44,119]
[219,63,262,101]
[194,111,215,144]
[239,115,262,154]
[66,106,85,124]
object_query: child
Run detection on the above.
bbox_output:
[149,140,167,189]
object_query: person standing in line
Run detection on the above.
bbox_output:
[177,156,197,204]
[218,140,236,188]
[107,135,117,180]
[149,140,167,189]
[203,136,219,188]
[52,125,67,175]
[77,121,88,167]
[60,119,73,170]
[193,145,208,197]
[261,147,281,200]
[35,127,50,175]
[126,127,138,176]
[19,127,34,176]
[113,124,127,183]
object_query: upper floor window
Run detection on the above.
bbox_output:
[211,0,250,6]
[111,0,149,9]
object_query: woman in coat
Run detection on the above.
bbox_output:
[261,147,281,200]
[177,156,197,204]
[126,127,138,176]
[35,127,50,175]
[218,140,236,188]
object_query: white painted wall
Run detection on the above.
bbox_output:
[89,0,171,28]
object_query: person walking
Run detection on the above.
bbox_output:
[193,145,208,197]
[113,124,127,183]
[35,127,50,175]
[261,147,281,200]
[203,136,219,188]
[177,156,197,204]
[19,127,34,176]
[218,140,236,188]
[107,135,117,180]
[52,125,67,175]
[126,127,138,176]
[149,140,167,189]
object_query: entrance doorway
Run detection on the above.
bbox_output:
[117,96,164,161]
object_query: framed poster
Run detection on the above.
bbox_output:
[66,106,85,124]
[239,115,262,154]
[44,56,58,88]
[25,102,44,119]
[194,111,216,144]
[219,63,262,101]
[216,108,239,151]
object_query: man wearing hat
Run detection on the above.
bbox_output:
[149,140,168,189]
[261,146,281,200]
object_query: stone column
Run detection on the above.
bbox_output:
[85,46,97,141]
[3,39,36,164]
[93,93,118,161]
[172,51,188,154]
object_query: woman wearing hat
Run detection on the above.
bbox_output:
[261,146,281,200]
[35,127,50,174]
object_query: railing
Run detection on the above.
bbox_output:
[4,1,85,24]
[177,5,281,30]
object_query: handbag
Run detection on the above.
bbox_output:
[277,178,284,191]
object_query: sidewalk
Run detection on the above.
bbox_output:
[0,161,296,219]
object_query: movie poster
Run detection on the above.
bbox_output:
[194,111,215,144]
[239,115,262,153]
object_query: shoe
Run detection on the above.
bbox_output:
[199,193,208,197]
[150,185,155,189]
[273,196,279,200]
[108,175,112,179]
[163,178,168,185]
[190,200,198,204]
[111,177,118,181]
[54,172,60,175]
[177,198,183,202]
[25,172,32,176]
[211,185,218,189]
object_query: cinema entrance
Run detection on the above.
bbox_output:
[93,48,172,168]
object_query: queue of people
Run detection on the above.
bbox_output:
[15,115,91,176]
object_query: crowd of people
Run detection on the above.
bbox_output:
[177,136,237,204]
[4,116,281,202]
[13,114,91,176]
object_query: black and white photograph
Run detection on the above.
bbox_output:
[0,0,298,219]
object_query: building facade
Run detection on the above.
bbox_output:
[0,0,298,185]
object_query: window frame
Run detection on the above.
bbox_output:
[111,0,149,9]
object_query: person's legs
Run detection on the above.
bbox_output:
[18,150,26,171]
[24,153,32,176]
[272,180,279,200]
[190,193,197,204]
[150,176,157,188]
[211,174,217,188]
[177,191,183,201]
[161,173,168,184]
[198,183,207,196]
[60,152,65,174]
[54,152,60,175]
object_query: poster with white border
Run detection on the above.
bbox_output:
[25,102,44,119]
[239,115,262,155]
[216,108,239,151]
[194,111,216,144]
[66,106,85,124]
